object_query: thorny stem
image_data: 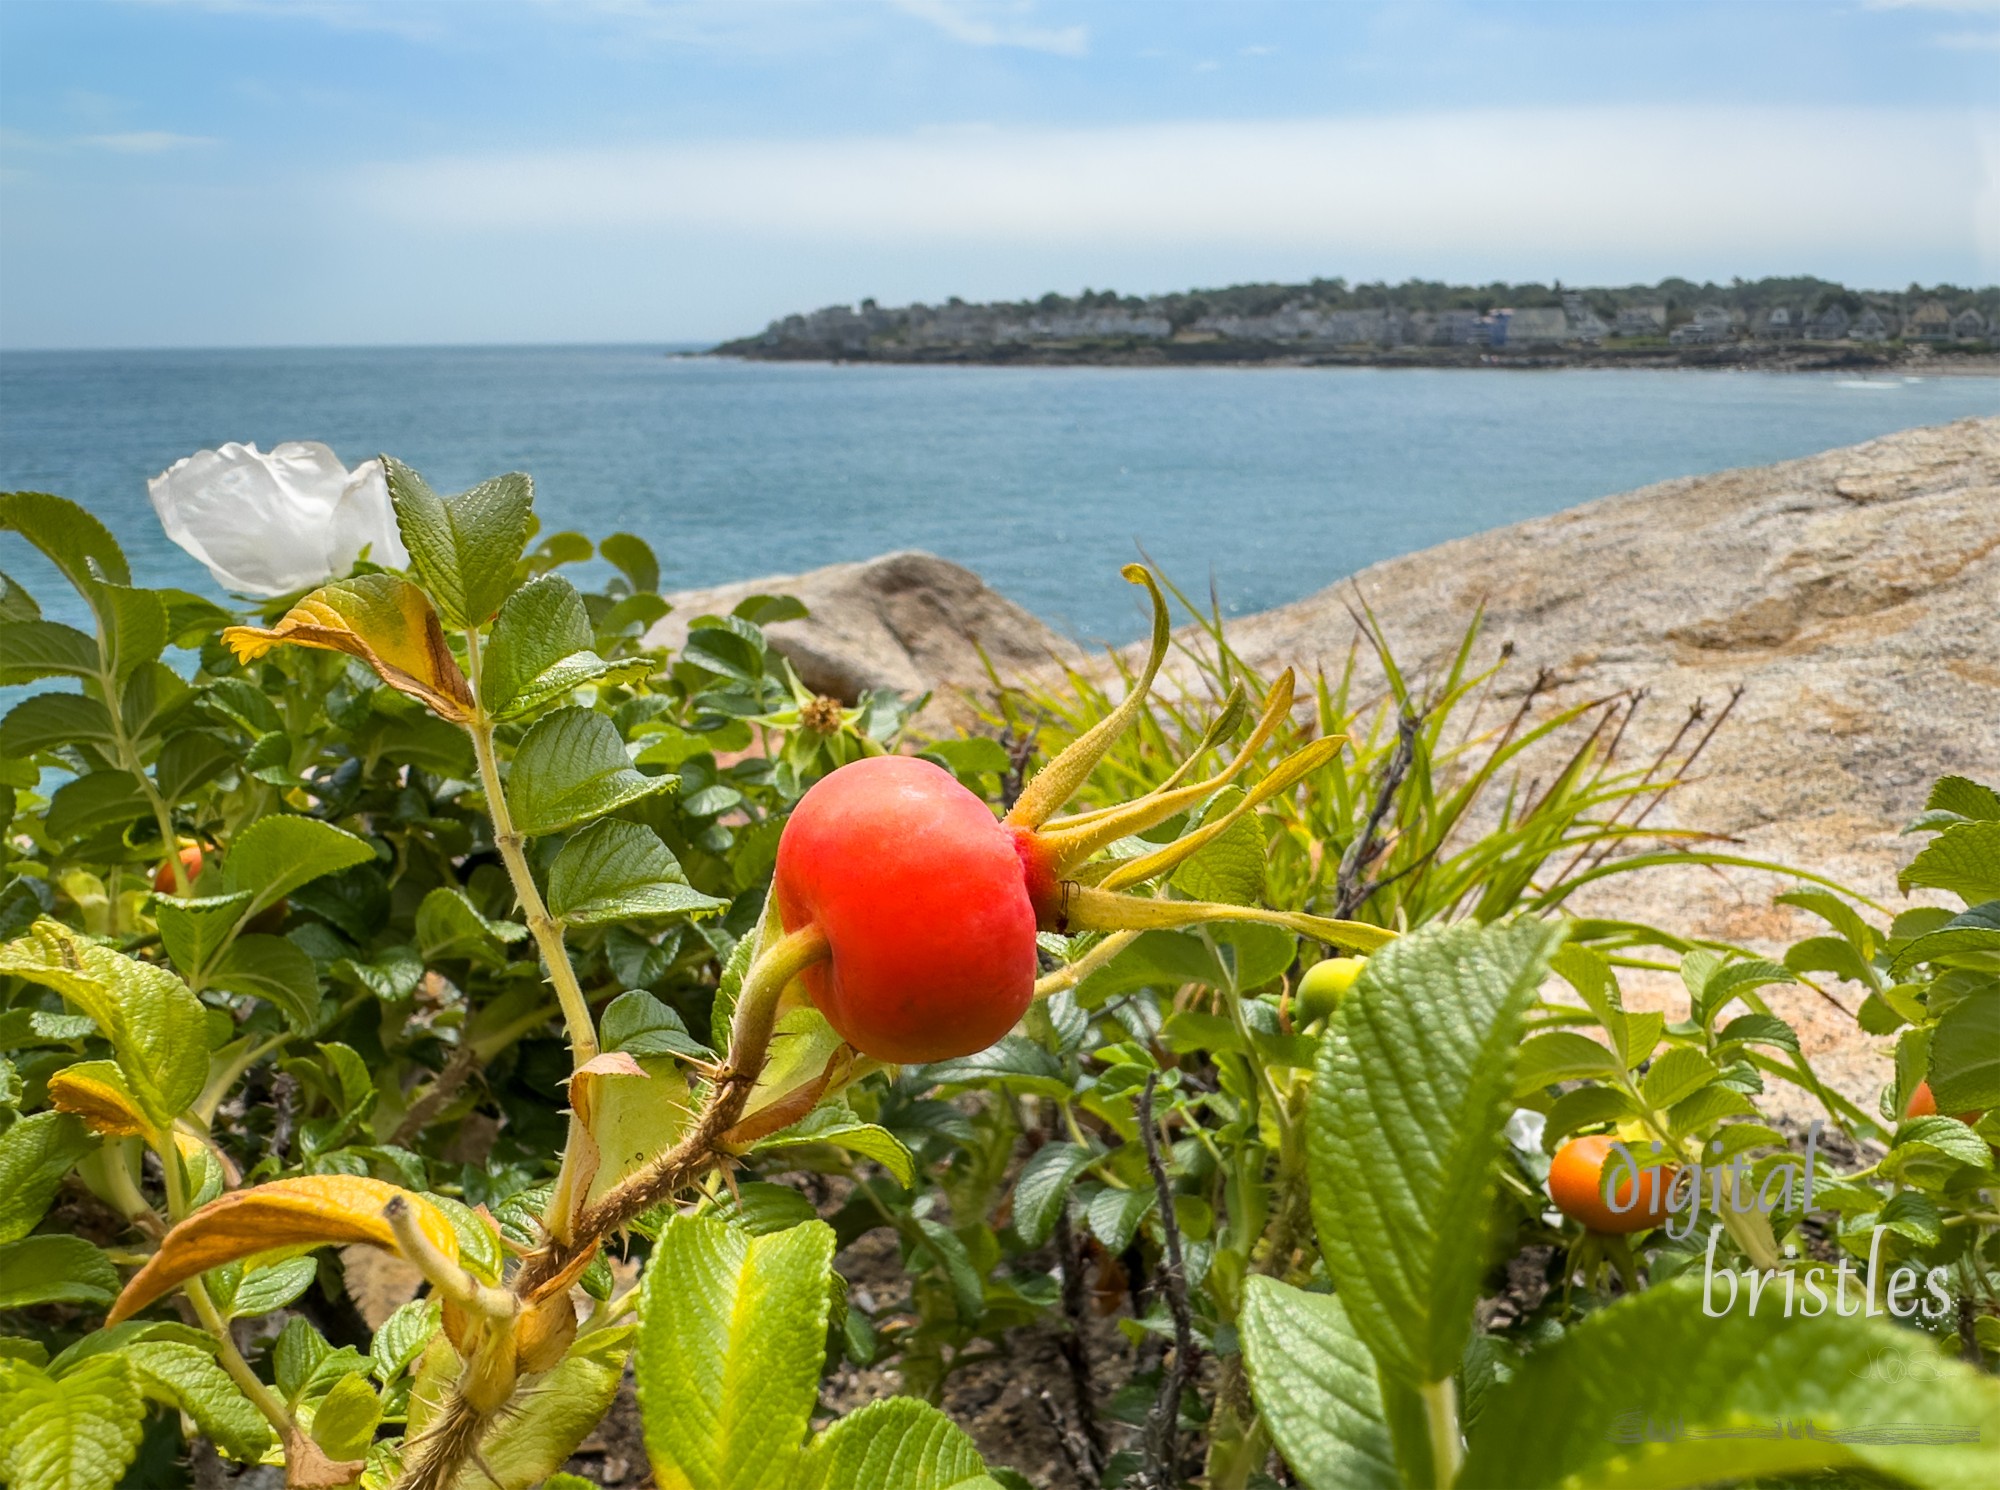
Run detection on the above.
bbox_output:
[1334,709,1420,919]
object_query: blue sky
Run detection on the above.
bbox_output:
[2,0,1996,349]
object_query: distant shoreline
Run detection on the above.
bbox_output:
[706,342,2000,377]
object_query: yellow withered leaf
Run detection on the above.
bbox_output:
[222,574,475,724]
[47,1060,152,1138]
[107,1175,460,1325]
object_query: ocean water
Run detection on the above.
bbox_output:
[2,346,1995,642]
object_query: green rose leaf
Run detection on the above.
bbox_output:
[1239,1277,1400,1490]
[0,695,117,760]
[415,886,527,968]
[507,707,674,836]
[1010,1140,1095,1248]
[0,920,208,1126]
[481,574,650,719]
[125,1338,275,1462]
[44,771,151,843]
[1308,917,1564,1388]
[222,815,375,921]
[208,935,324,1033]
[1929,986,2000,1112]
[0,1236,120,1310]
[1900,820,2000,905]
[0,492,129,595]
[601,990,712,1060]
[0,1113,95,1245]
[599,532,660,594]
[0,621,99,686]
[798,1397,995,1490]
[1461,1278,2000,1490]
[151,891,254,980]
[752,1106,916,1189]
[547,819,725,926]
[635,1215,834,1490]
[0,1353,143,1490]
[383,457,533,630]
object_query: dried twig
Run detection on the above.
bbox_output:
[1334,710,1421,919]
[1050,1115,1108,1477]
[1136,1072,1195,1489]
[390,1038,480,1148]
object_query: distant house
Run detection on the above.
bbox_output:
[1850,308,1894,342]
[1613,305,1668,338]
[1906,300,1954,341]
[1951,308,1989,340]
[1805,304,1851,341]
[1494,307,1568,346]
[1671,305,1737,345]
[1425,309,1491,346]
[1756,306,1800,341]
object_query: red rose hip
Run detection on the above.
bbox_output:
[773,755,1038,1064]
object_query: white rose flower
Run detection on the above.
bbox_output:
[148,441,409,598]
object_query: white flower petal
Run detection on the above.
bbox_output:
[325,458,409,574]
[147,441,375,598]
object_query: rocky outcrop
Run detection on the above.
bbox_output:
[649,551,1074,723]
[1186,417,2000,1106]
[655,417,1998,1107]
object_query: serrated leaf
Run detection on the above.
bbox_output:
[911,1035,1069,1099]
[1667,1083,1759,1138]
[107,1176,458,1325]
[0,1236,120,1310]
[1890,1114,1992,1170]
[507,707,674,836]
[481,574,646,718]
[1512,1031,1621,1096]
[1543,1084,1635,1146]
[1073,929,1220,1010]
[125,1338,275,1461]
[0,1352,143,1490]
[1011,1141,1095,1247]
[1929,987,2000,1113]
[1168,787,1265,906]
[383,457,533,630]
[1308,917,1565,1387]
[601,989,712,1060]
[0,620,98,685]
[44,771,150,842]
[223,574,475,722]
[753,1108,915,1189]
[209,935,322,1031]
[310,1370,381,1461]
[1461,1277,2000,1490]
[1892,901,2000,974]
[1715,1013,1801,1052]
[415,886,526,967]
[1640,1047,1719,1111]
[0,491,129,591]
[224,1256,320,1320]
[0,919,207,1127]
[151,891,254,979]
[223,815,375,920]
[1921,775,2000,826]
[635,1215,834,1490]
[0,1112,94,1244]
[1086,1184,1156,1254]
[1900,820,2000,904]
[0,695,117,759]
[547,819,725,926]
[1239,1277,1400,1490]
[798,1397,991,1490]
[153,731,235,805]
[571,1054,693,1211]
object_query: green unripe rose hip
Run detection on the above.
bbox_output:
[1296,956,1366,1023]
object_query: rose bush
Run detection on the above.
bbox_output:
[1,453,1995,1490]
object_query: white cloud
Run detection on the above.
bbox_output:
[888,0,1087,57]
[1862,0,2000,11]
[1935,27,2000,46]
[349,107,2000,281]
[79,131,217,153]
[125,0,446,43]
